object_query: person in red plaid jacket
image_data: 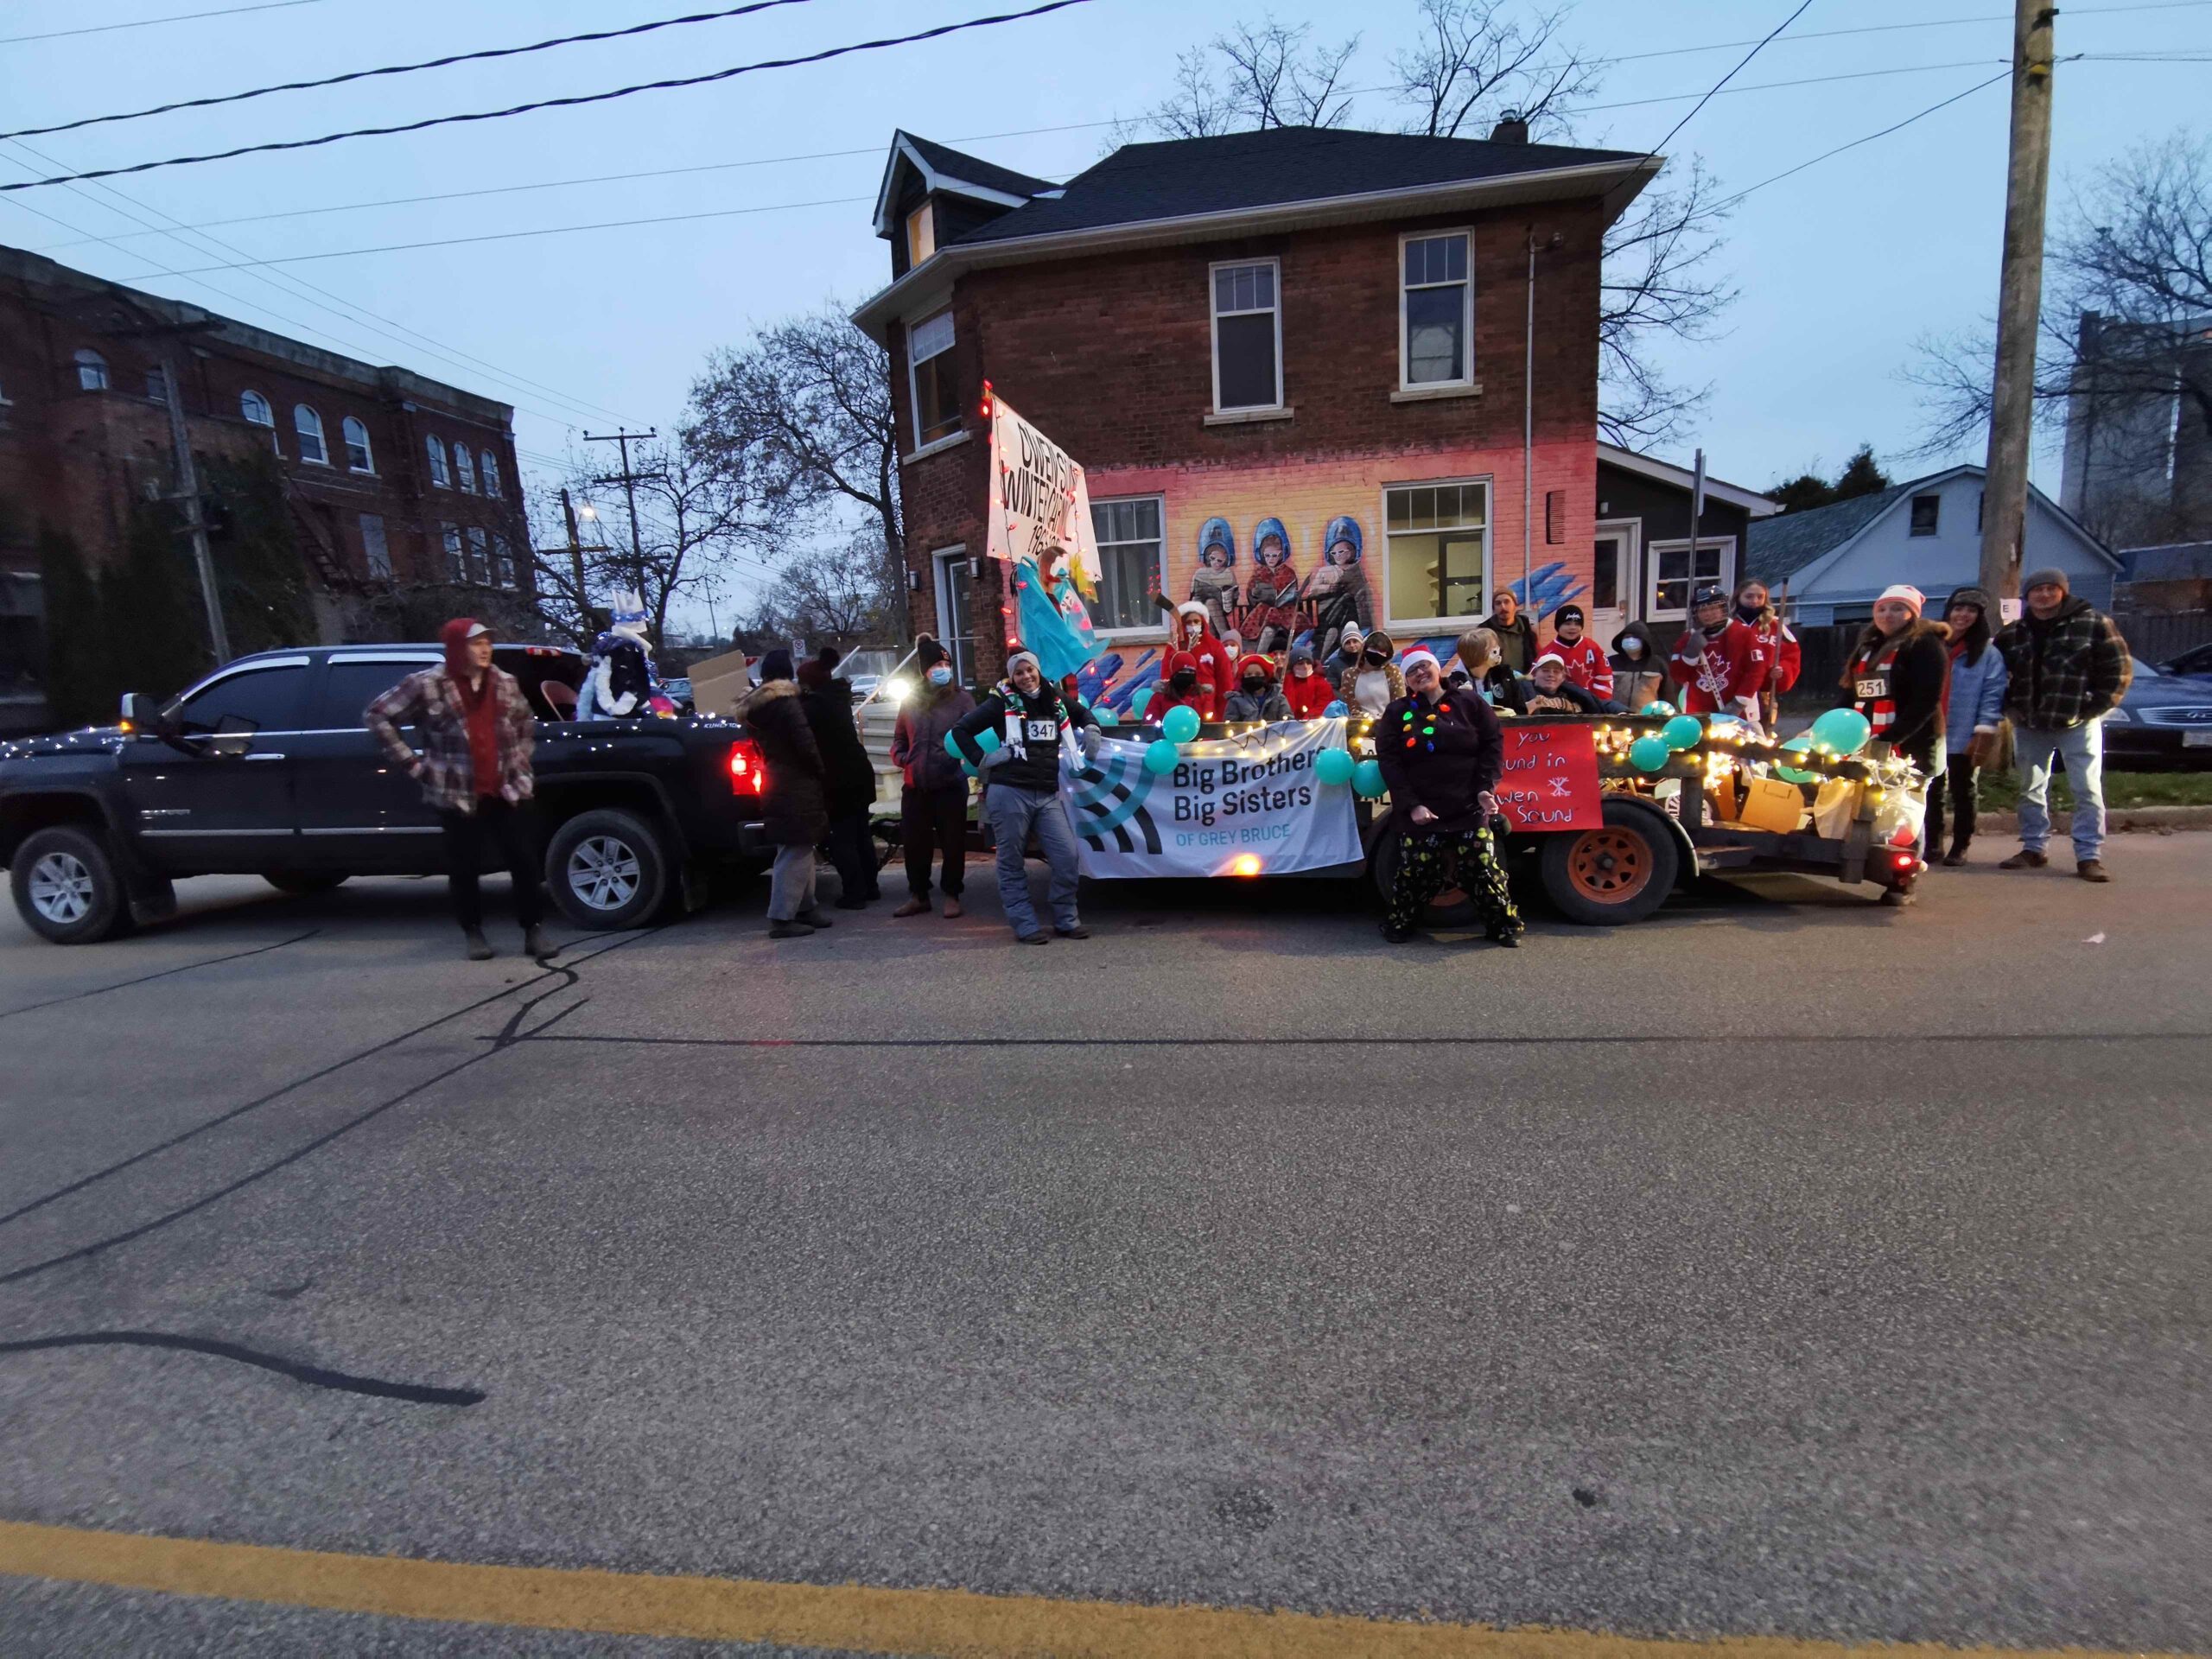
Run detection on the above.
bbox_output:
[365,618,551,961]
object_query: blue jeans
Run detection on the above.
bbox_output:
[982,783,1081,938]
[2015,718,2107,861]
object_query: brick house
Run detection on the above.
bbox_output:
[852,124,1660,693]
[0,245,531,728]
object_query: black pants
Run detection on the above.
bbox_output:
[1927,753,1979,849]
[823,810,880,900]
[901,785,968,898]
[439,798,543,932]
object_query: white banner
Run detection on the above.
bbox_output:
[1061,719,1361,878]
[984,387,1103,588]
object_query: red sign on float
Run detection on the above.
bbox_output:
[1495,722,1603,830]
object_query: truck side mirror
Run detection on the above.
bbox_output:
[121,692,167,735]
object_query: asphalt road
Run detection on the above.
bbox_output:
[1,843,2208,1656]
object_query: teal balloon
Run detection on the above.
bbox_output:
[1641,700,1676,717]
[1143,739,1180,776]
[976,727,1001,753]
[1661,714,1703,752]
[1093,705,1120,728]
[1810,707,1872,755]
[1314,748,1355,786]
[960,760,979,777]
[1630,734,1671,772]
[1129,686,1154,718]
[1322,699,1349,717]
[1351,758,1386,798]
[1775,734,1819,785]
[1162,703,1200,744]
[942,728,962,758]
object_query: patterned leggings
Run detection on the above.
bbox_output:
[1387,823,1523,938]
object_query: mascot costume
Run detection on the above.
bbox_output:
[576,593,671,720]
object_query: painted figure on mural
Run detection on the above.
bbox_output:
[1243,517,1302,653]
[1189,518,1238,638]
[1303,515,1374,664]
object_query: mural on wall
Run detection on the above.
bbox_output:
[1303,514,1375,662]
[1237,517,1301,652]
[1189,517,1237,636]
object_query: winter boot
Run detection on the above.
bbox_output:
[462,928,494,960]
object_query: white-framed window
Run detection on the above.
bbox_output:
[1909,493,1940,536]
[442,522,466,583]
[491,532,516,588]
[454,443,478,493]
[144,365,168,404]
[466,525,490,584]
[342,416,374,474]
[908,308,960,448]
[294,404,327,464]
[1382,478,1490,626]
[906,201,935,267]
[1210,258,1282,413]
[74,348,108,391]
[479,449,501,499]
[1089,496,1166,632]
[1645,537,1735,621]
[424,433,450,488]
[360,512,391,579]
[932,546,976,686]
[1401,231,1473,388]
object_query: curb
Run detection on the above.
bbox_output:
[1973,804,2212,835]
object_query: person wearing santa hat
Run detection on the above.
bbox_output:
[1375,647,1522,946]
[1143,649,1218,724]
[1838,582,1952,787]
[1161,598,1236,714]
[1543,604,1614,704]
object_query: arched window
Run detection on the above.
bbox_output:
[453,444,478,494]
[479,449,501,499]
[424,433,450,488]
[74,348,108,391]
[294,404,327,464]
[341,415,374,473]
[239,389,272,426]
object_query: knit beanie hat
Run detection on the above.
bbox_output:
[2023,567,2069,594]
[1554,603,1586,628]
[915,635,948,669]
[1877,583,1926,615]
[1007,649,1041,677]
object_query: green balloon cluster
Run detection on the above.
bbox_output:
[1351,759,1386,798]
[1809,707,1872,755]
[1093,705,1120,728]
[1629,734,1672,772]
[1143,739,1179,776]
[1661,714,1703,752]
[1314,748,1354,786]
[1162,704,1200,745]
[1129,686,1154,719]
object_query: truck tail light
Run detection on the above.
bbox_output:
[728,741,767,798]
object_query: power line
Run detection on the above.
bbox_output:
[0,0,334,48]
[1641,0,1813,163]
[0,0,821,143]
[0,0,1100,194]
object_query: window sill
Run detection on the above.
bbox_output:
[1204,406,1294,427]
[299,457,331,467]
[1391,382,1483,404]
[902,429,972,466]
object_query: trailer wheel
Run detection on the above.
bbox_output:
[1539,798,1679,925]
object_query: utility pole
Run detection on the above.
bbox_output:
[585,427,658,604]
[556,486,607,639]
[1978,0,2056,605]
[107,315,231,665]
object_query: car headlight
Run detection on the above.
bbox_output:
[2107,707,2131,723]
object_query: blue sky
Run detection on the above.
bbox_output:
[3,0,2201,624]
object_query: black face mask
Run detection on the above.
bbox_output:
[1362,651,1387,667]
[1735,601,1764,625]
[1243,678,1266,695]
[1171,671,1196,691]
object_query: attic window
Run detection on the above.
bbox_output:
[906,202,936,267]
[1909,493,1940,536]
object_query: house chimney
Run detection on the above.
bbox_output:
[1490,112,1528,144]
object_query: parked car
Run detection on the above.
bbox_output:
[3,644,775,944]
[2105,657,2212,768]
[2158,641,2212,683]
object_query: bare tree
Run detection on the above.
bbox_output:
[684,304,903,636]
[1595,157,1736,447]
[1122,18,1358,141]
[1905,132,2212,543]
[738,531,903,647]
[1391,0,1596,140]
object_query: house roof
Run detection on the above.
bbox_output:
[1597,442,1781,518]
[1743,462,2122,591]
[950,125,1649,249]
[854,125,1660,341]
[871,131,1058,238]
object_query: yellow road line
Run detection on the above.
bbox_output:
[0,1518,2188,1658]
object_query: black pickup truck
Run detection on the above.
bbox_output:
[2,644,773,944]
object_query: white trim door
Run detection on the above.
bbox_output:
[932,546,976,687]
[1590,517,1640,649]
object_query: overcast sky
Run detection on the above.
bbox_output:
[3,0,2200,630]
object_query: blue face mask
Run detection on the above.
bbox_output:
[926,664,953,686]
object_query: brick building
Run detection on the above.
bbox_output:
[0,245,531,730]
[851,124,1660,691]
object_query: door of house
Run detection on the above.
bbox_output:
[933,547,977,688]
[1590,518,1640,648]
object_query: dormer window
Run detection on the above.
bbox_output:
[906,202,936,267]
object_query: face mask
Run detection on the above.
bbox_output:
[1363,651,1386,667]
[1292,663,1311,677]
[1243,678,1265,695]
[1735,602,1763,624]
[1172,671,1196,691]
[926,665,952,686]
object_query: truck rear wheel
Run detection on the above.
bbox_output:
[1538,798,1680,925]
[545,807,670,930]
[11,824,132,944]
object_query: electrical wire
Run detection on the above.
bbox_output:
[1,0,822,143]
[0,0,1100,194]
[0,1,334,48]
[1639,0,1814,164]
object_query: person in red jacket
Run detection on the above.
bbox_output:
[1544,604,1614,703]
[1282,645,1336,718]
[1733,578,1801,726]
[1669,582,1771,727]
[1144,650,1219,723]
[1163,599,1236,710]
